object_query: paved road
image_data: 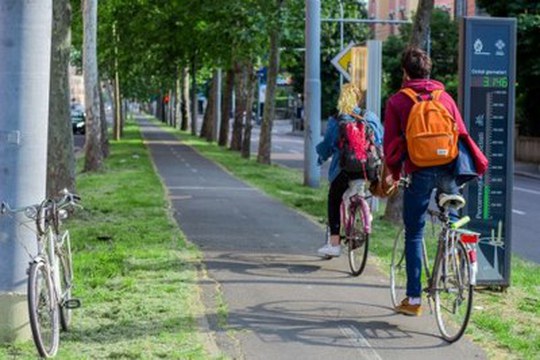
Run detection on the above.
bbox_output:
[138,115,486,360]
[251,121,540,264]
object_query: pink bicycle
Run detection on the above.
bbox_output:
[340,179,372,276]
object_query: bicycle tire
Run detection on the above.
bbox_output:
[433,240,473,343]
[28,260,60,358]
[347,207,369,276]
[390,228,407,308]
[58,231,73,330]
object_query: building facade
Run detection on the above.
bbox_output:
[369,0,478,40]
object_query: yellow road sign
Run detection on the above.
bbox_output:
[331,42,356,81]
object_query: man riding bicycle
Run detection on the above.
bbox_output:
[383,47,487,316]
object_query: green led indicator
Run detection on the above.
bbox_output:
[483,186,490,219]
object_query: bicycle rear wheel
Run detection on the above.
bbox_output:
[28,260,60,358]
[390,228,407,308]
[433,240,473,342]
[347,207,369,276]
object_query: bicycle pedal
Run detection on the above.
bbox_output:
[64,298,81,309]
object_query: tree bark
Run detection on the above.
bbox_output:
[112,22,121,140]
[218,68,234,147]
[241,65,256,159]
[191,56,197,135]
[181,67,191,131]
[99,84,109,158]
[200,76,215,140]
[174,70,182,129]
[83,0,103,172]
[410,0,434,49]
[47,0,76,197]
[230,60,248,151]
[257,25,282,164]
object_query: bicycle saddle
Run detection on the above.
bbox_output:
[438,193,466,210]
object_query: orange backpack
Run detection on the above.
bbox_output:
[401,88,459,167]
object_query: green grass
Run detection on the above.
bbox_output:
[0,122,222,359]
[164,123,539,360]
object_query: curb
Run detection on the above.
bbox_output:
[514,171,540,180]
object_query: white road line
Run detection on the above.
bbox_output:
[168,186,257,191]
[514,186,540,196]
[289,149,301,154]
[339,325,383,360]
[275,145,283,150]
[512,209,526,215]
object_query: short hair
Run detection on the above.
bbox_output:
[401,47,432,79]
[337,83,362,114]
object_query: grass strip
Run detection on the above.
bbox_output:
[0,122,220,359]
[167,124,539,360]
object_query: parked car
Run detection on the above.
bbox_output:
[71,109,85,135]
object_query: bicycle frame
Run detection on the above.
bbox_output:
[340,180,372,236]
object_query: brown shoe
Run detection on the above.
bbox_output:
[395,298,422,316]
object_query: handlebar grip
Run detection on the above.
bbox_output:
[451,216,470,229]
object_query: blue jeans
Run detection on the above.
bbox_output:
[403,163,459,298]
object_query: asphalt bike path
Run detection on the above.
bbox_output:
[138,115,486,360]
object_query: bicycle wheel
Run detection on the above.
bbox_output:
[433,240,473,342]
[347,206,369,276]
[28,260,60,358]
[57,231,73,330]
[390,228,407,308]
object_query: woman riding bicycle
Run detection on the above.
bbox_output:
[316,83,383,258]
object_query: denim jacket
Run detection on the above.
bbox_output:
[316,107,383,182]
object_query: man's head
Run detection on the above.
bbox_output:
[401,47,432,80]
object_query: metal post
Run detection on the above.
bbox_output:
[366,40,382,120]
[339,0,344,87]
[0,0,52,342]
[304,0,321,188]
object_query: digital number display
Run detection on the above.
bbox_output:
[471,75,508,88]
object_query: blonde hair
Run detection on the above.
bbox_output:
[337,83,362,115]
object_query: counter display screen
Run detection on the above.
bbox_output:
[461,18,516,286]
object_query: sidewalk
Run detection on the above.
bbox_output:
[138,115,486,360]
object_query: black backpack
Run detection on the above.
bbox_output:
[338,112,383,182]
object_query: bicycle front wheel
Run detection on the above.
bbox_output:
[433,240,473,343]
[28,260,60,358]
[57,231,73,331]
[390,228,407,308]
[347,207,369,276]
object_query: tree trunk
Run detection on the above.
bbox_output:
[410,0,434,49]
[99,83,109,158]
[156,93,164,121]
[241,65,256,159]
[257,25,282,164]
[191,57,197,135]
[47,0,76,197]
[200,77,215,140]
[174,71,182,129]
[218,68,234,147]
[181,67,191,131]
[112,22,121,140]
[83,0,103,172]
[230,61,248,151]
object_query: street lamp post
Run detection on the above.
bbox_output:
[304,0,321,188]
[0,0,52,342]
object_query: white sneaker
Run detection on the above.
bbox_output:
[317,243,341,258]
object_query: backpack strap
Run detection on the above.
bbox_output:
[400,88,420,103]
[432,89,443,101]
